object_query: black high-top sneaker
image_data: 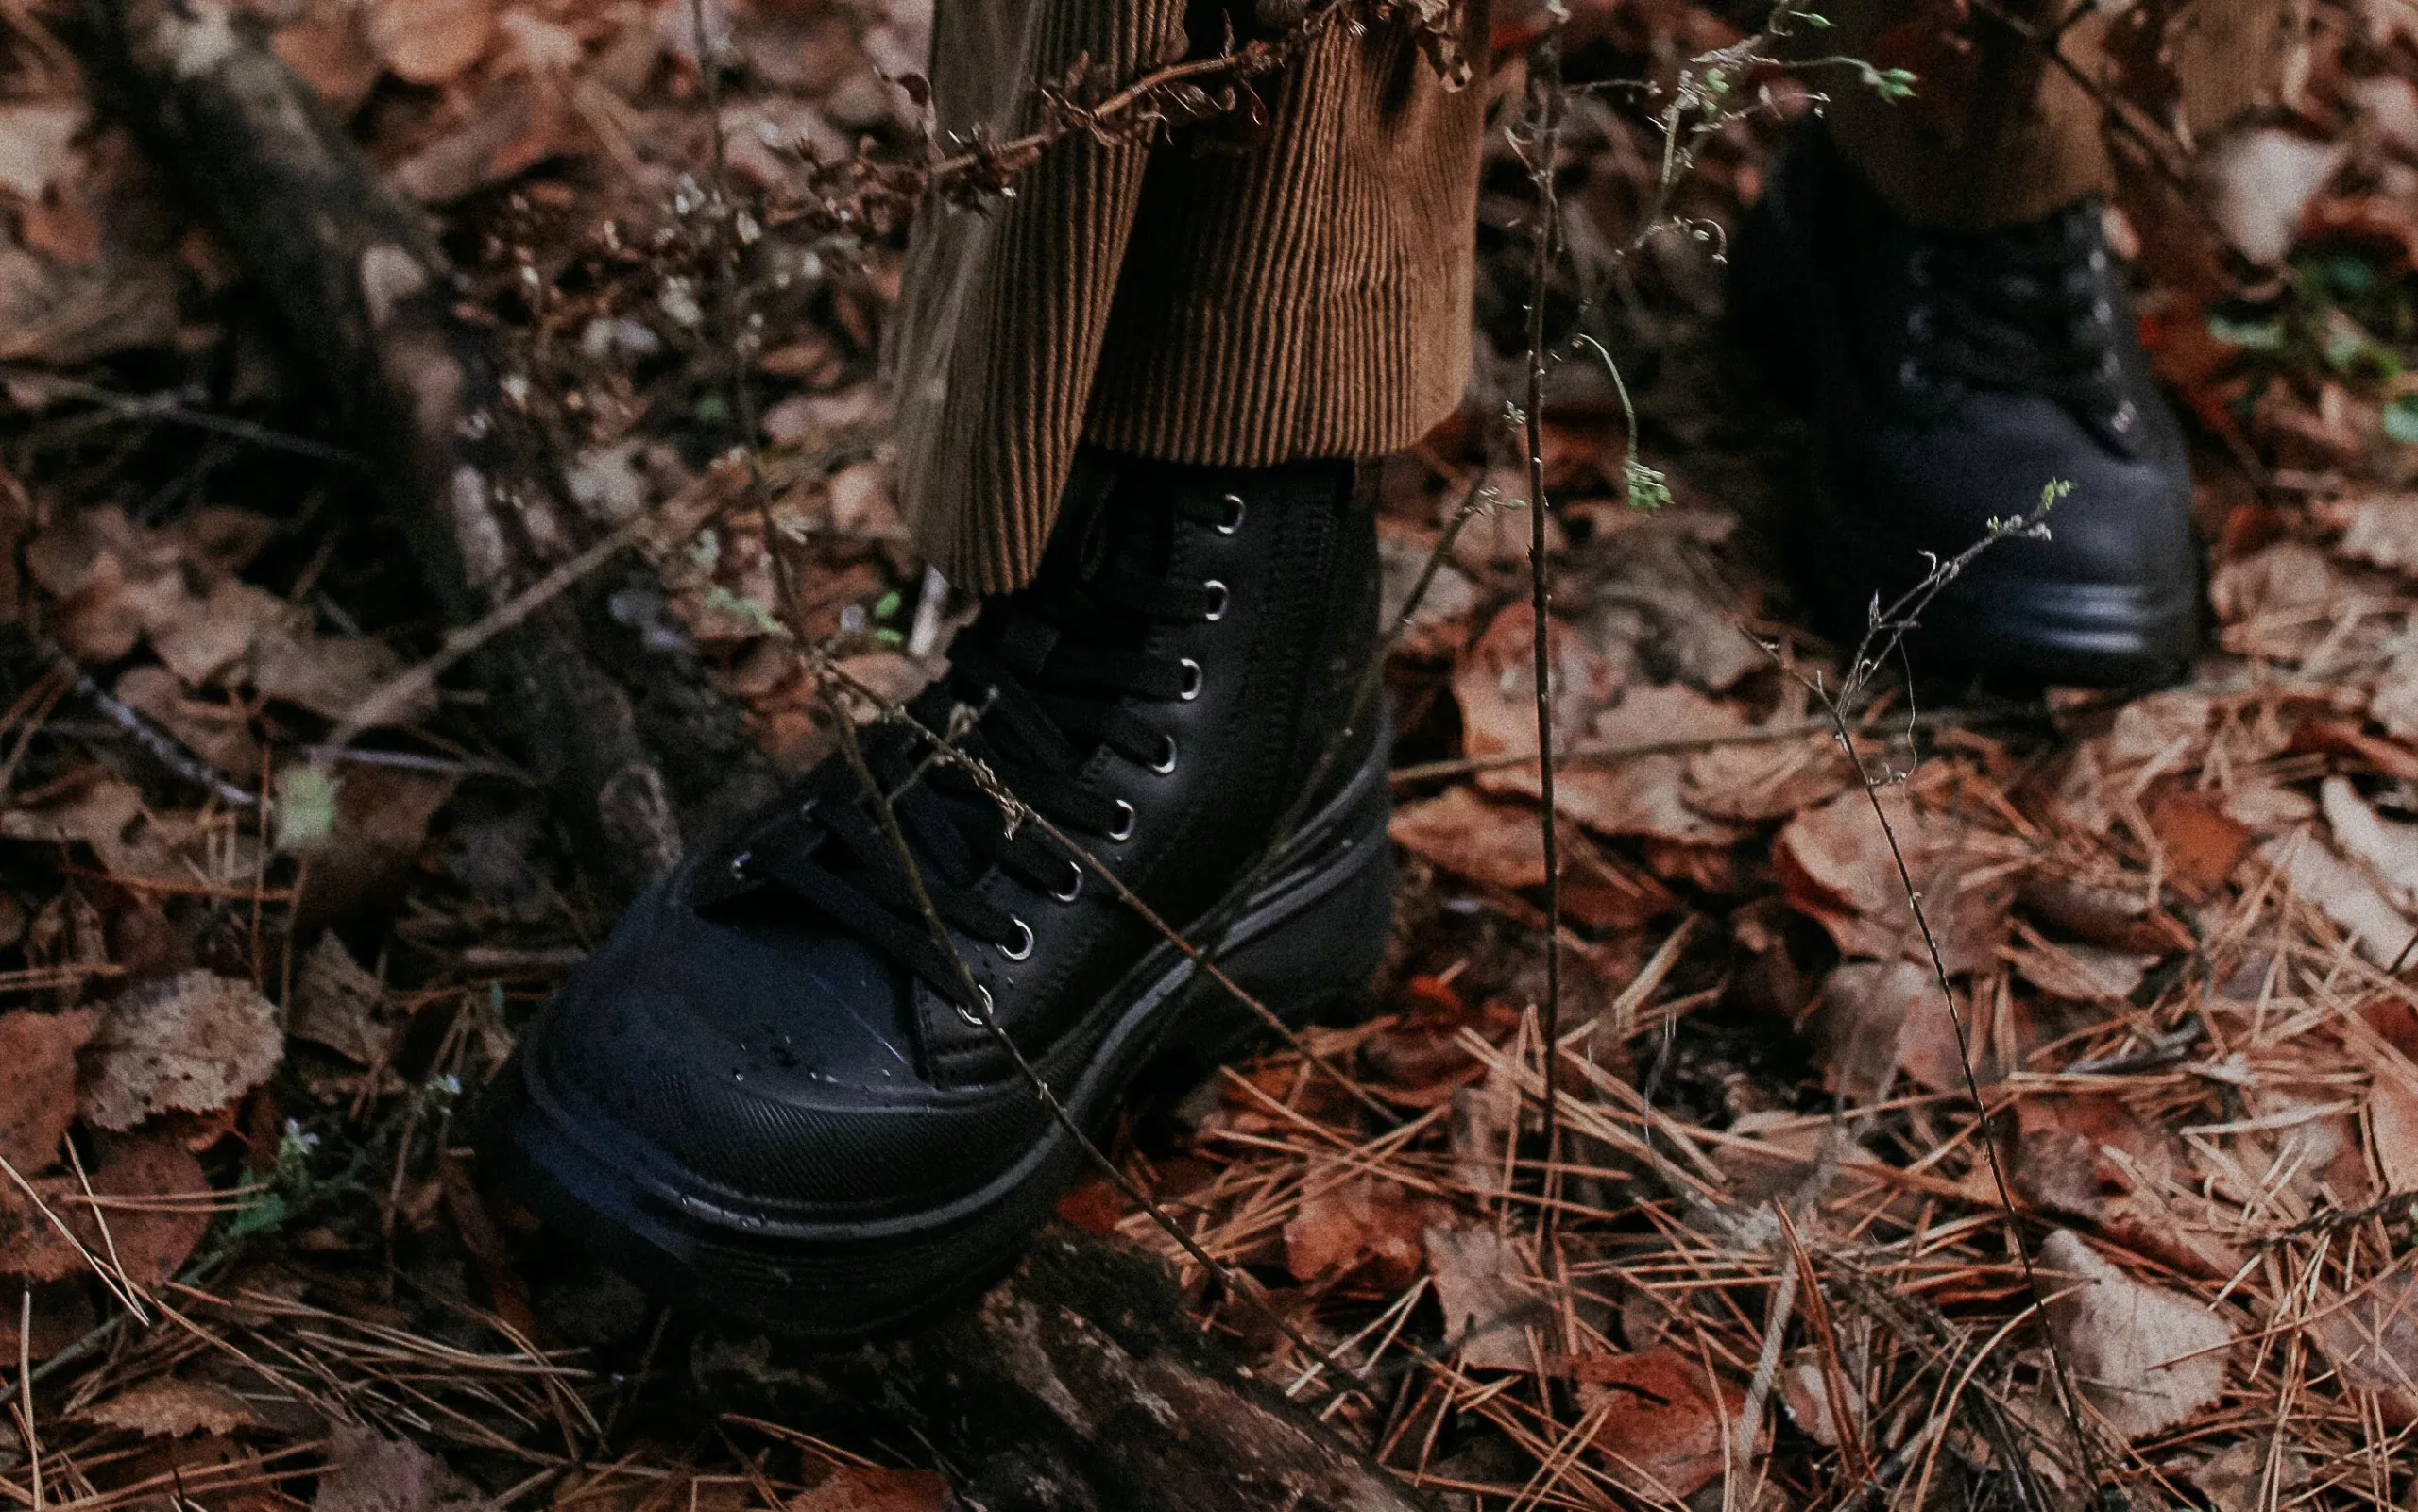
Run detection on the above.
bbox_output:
[479,450,1393,1337]
[1730,134,2200,686]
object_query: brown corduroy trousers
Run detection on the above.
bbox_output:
[885,0,2285,595]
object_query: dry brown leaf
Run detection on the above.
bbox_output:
[0,1174,83,1282]
[2198,127,2346,264]
[275,0,386,110]
[367,0,495,83]
[80,970,283,1130]
[2336,492,2418,573]
[1387,787,1673,931]
[2320,776,2418,904]
[1683,731,1852,822]
[1780,1345,1864,1450]
[0,102,86,200]
[113,666,262,778]
[292,935,393,1065]
[2188,1441,2309,1512]
[80,1133,213,1288]
[1547,683,1748,844]
[0,776,179,878]
[790,1467,959,1512]
[2258,831,2414,966]
[0,1008,97,1172]
[1282,1172,1427,1285]
[2040,1229,2233,1440]
[1424,1221,1551,1371]
[1775,786,2014,976]
[150,579,289,686]
[2007,931,2159,1003]
[1459,603,1618,788]
[77,1377,260,1438]
[2373,647,2418,739]
[1808,960,1965,1102]
[1568,1349,1749,1501]
[2145,790,2255,896]
[314,1424,487,1512]
[2308,1269,2418,1424]
[388,75,577,205]
[248,624,425,723]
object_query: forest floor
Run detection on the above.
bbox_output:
[7,0,2418,1507]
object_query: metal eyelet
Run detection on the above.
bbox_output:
[1179,658,1202,701]
[2091,297,2114,327]
[728,850,753,879]
[1897,357,1924,392]
[1217,494,1246,534]
[2088,246,2109,274]
[1051,865,1083,904]
[2110,400,2137,434]
[956,983,995,1028]
[998,918,1033,960]
[1149,735,1178,775]
[1107,800,1136,842]
[1202,580,1229,621]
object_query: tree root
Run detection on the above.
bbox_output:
[82,0,776,899]
[687,1228,1437,1512]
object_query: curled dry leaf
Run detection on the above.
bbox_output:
[1809,960,1970,1103]
[2319,776,2418,905]
[2336,492,2418,574]
[367,0,495,84]
[79,1134,213,1288]
[314,1424,489,1512]
[1567,1348,1753,1501]
[0,1007,98,1171]
[80,970,284,1131]
[2257,832,2414,967]
[1424,1221,1552,1372]
[292,934,393,1065]
[1387,786,1676,931]
[2308,1269,2418,1424]
[1548,682,1748,844]
[1776,786,2015,976]
[1457,603,1618,786]
[2198,127,2347,265]
[2144,790,2256,897]
[1281,1170,1427,1285]
[2040,1229,2234,1440]
[1780,1344,1864,1450]
[2188,1441,2310,1512]
[2007,930,2161,1004]
[76,1377,260,1438]
[790,1465,961,1512]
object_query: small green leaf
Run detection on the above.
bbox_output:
[2385,394,2418,445]
[875,627,905,646]
[701,585,788,637]
[273,764,338,853]
[2205,314,2284,352]
[1624,457,1672,512]
[873,590,903,620]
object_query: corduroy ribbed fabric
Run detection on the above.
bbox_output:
[887,0,2280,594]
[883,4,1490,596]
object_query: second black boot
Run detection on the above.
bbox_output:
[480,451,1393,1336]
[1730,135,2200,686]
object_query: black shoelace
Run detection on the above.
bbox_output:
[1898,204,2139,440]
[713,493,1239,1003]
